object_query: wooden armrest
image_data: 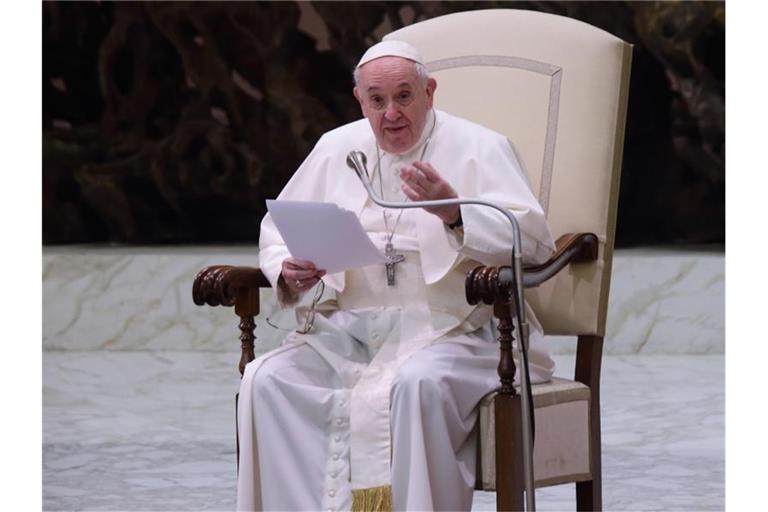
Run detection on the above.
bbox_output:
[193,265,272,375]
[192,265,271,308]
[522,232,598,288]
[466,232,598,305]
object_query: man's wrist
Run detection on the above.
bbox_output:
[446,210,463,230]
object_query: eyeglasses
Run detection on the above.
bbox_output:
[296,280,325,334]
[266,280,325,334]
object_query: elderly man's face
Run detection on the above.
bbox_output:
[354,57,437,154]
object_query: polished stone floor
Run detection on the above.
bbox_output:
[43,352,723,511]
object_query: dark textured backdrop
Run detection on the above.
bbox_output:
[42,1,724,246]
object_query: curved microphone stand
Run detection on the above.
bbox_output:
[346,150,537,511]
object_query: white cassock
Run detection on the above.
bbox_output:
[237,109,556,511]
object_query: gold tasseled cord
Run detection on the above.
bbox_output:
[351,485,392,511]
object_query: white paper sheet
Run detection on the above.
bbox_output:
[266,200,387,274]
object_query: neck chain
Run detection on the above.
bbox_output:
[373,110,437,244]
[373,110,437,285]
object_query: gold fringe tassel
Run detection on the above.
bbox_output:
[351,485,392,512]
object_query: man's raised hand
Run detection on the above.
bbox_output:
[400,161,461,225]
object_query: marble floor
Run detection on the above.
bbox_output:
[43,352,723,511]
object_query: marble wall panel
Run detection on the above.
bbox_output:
[548,248,724,354]
[43,246,723,355]
[606,249,724,354]
[44,246,286,355]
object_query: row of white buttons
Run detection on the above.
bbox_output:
[323,389,350,511]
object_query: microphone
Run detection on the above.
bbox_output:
[346,151,369,183]
[346,149,538,511]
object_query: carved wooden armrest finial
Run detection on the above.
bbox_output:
[193,265,271,307]
[192,265,271,376]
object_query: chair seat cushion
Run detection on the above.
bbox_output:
[477,377,592,490]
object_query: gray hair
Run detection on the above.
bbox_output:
[353,60,430,87]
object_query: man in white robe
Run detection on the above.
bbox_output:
[237,40,556,511]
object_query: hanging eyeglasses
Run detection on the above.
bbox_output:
[265,280,325,334]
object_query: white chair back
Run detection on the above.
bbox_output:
[385,9,632,335]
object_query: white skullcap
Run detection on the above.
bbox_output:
[356,40,424,69]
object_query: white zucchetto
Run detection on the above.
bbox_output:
[356,40,425,69]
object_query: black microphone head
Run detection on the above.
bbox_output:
[346,151,369,180]
[345,153,356,170]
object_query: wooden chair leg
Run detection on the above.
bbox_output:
[576,479,601,512]
[575,335,604,511]
[495,393,524,512]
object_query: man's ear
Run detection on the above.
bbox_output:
[353,86,366,116]
[425,78,437,108]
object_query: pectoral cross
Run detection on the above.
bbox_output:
[385,242,405,286]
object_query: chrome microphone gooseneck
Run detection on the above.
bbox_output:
[346,150,537,511]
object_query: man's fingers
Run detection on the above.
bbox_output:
[401,168,433,196]
[400,166,426,184]
[401,183,423,202]
[284,258,316,270]
[281,255,325,288]
[286,272,325,292]
[283,259,325,276]
[412,161,440,183]
[292,269,323,281]
[408,177,430,197]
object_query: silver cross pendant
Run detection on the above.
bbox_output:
[385,242,405,286]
